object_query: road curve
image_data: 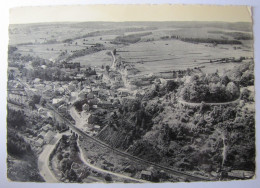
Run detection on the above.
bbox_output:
[38,133,62,183]
[77,140,147,183]
[71,108,147,183]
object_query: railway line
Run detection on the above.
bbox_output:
[17,78,212,182]
[47,103,211,182]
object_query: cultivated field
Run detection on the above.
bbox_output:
[117,39,253,75]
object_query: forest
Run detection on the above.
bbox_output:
[181,61,254,103]
[97,61,255,178]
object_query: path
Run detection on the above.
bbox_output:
[178,97,240,107]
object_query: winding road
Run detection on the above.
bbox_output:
[71,106,146,182]
[77,140,147,183]
[38,133,62,183]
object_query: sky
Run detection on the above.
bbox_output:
[9,4,252,24]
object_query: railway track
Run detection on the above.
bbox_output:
[17,78,212,182]
[47,104,211,182]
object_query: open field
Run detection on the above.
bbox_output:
[117,39,253,75]
[72,50,113,67]
[16,43,86,60]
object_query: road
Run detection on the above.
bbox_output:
[111,50,116,68]
[77,140,147,183]
[38,133,62,183]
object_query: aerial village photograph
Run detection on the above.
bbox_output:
[5,4,256,184]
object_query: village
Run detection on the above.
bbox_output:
[6,19,255,183]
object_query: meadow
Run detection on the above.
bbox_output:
[117,39,253,75]
[9,22,254,75]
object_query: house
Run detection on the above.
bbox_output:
[140,170,152,181]
[52,98,64,105]
[35,138,44,147]
[38,107,47,116]
[78,92,87,100]
[45,130,55,144]
[87,92,95,99]
[45,124,53,130]
[228,170,254,179]
[93,125,101,131]
[64,62,80,69]
[68,84,76,92]
[88,98,98,105]
[98,101,113,109]
[58,104,67,113]
[34,78,41,83]
[82,103,90,111]
[38,132,46,139]
[92,88,100,95]
[42,124,50,132]
[74,73,85,80]
[119,91,129,97]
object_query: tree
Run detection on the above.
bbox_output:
[226,82,239,100]
[181,86,190,101]
[105,65,110,73]
[166,80,178,92]
[240,70,254,86]
[241,88,250,102]
[105,174,113,182]
[39,98,46,106]
[221,75,230,86]
[113,49,116,55]
[67,169,78,182]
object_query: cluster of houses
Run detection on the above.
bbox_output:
[21,123,55,153]
[35,124,55,147]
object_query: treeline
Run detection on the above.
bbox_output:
[65,44,105,61]
[112,32,152,44]
[160,35,242,45]
[208,31,253,40]
[62,27,154,43]
[22,66,71,81]
[169,35,242,45]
